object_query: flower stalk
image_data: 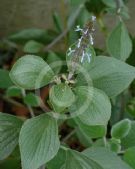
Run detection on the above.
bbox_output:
[67,16,96,80]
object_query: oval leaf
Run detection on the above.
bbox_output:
[23,40,43,54]
[6,86,22,97]
[49,83,75,113]
[107,22,132,61]
[8,28,56,44]
[121,121,135,148]
[83,147,132,169]
[10,55,54,89]
[75,118,106,139]
[111,119,131,139]
[77,56,135,98]
[19,114,60,169]
[0,113,23,160]
[124,147,135,169]
[69,86,111,126]
[47,148,66,169]
[62,149,103,169]
[23,93,41,107]
[0,69,13,89]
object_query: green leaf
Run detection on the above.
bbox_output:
[70,0,86,6]
[101,0,117,7]
[75,118,106,138]
[6,86,22,97]
[69,86,111,126]
[121,121,135,148]
[53,12,63,33]
[77,56,135,98]
[124,147,135,169]
[105,5,129,19]
[83,147,132,169]
[0,113,23,160]
[127,37,135,66]
[76,128,93,147]
[76,7,90,28]
[49,83,75,113]
[92,138,105,147]
[19,114,60,169]
[107,138,121,153]
[10,55,54,89]
[8,28,57,44]
[0,69,13,89]
[0,157,21,169]
[47,148,66,169]
[46,52,63,74]
[107,22,132,61]
[102,0,124,8]
[62,149,103,169]
[23,40,43,54]
[85,0,106,16]
[23,93,41,107]
[111,119,131,139]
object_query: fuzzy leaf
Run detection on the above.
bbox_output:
[77,56,135,98]
[69,86,111,126]
[0,69,13,89]
[23,40,43,54]
[83,147,132,169]
[49,83,75,113]
[62,149,103,169]
[10,55,54,89]
[107,22,132,61]
[124,147,135,169]
[47,148,66,169]
[8,28,56,44]
[23,93,41,107]
[6,86,22,97]
[121,121,135,148]
[0,113,23,160]
[111,119,131,139]
[75,118,106,138]
[19,114,60,169]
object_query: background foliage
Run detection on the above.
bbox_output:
[0,0,135,169]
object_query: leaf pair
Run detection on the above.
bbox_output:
[107,22,132,61]
[0,113,23,160]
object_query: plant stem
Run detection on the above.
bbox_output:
[115,0,122,21]
[0,93,25,107]
[21,89,45,169]
[62,129,76,143]
[21,89,35,117]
